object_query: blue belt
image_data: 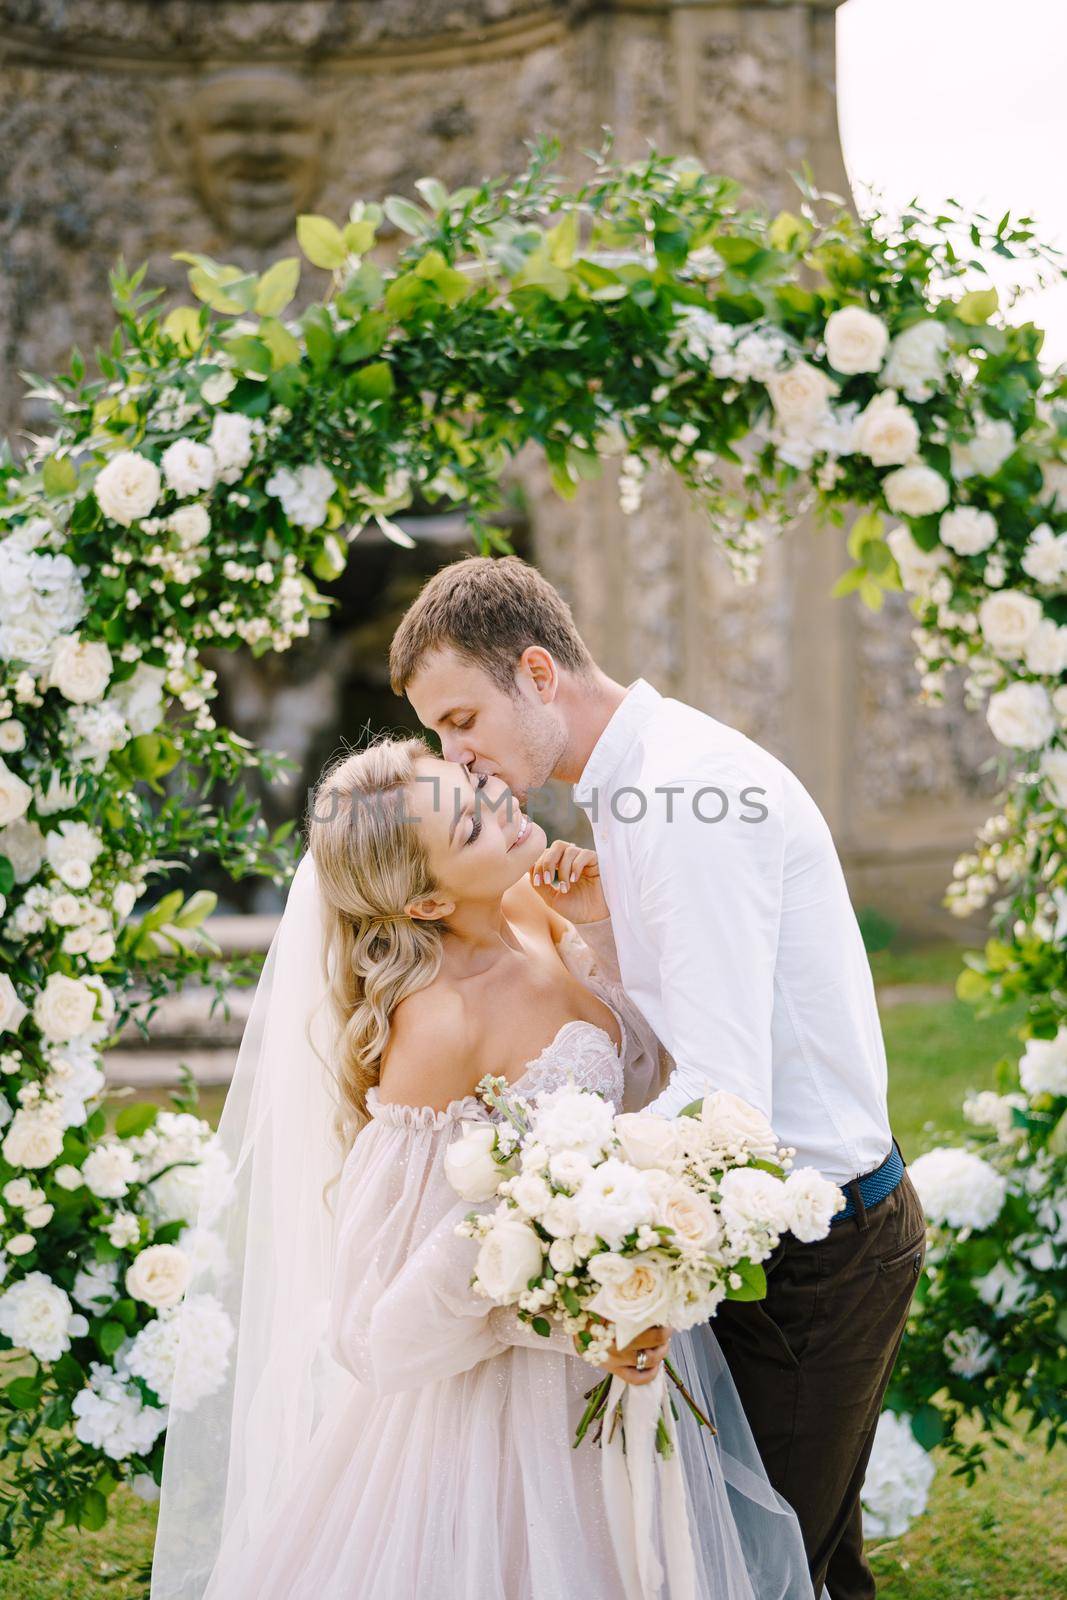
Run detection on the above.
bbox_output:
[829,1138,905,1226]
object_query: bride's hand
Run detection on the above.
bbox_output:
[529,842,608,923]
[580,1324,671,1387]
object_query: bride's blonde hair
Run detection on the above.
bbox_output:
[305,736,446,1171]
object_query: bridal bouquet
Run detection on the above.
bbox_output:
[446,1075,846,1449]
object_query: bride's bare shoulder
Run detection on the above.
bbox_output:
[376,977,478,1112]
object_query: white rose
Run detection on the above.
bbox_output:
[824,306,888,374]
[886,526,950,596]
[977,590,1043,660]
[883,464,950,518]
[33,972,98,1042]
[658,1182,721,1251]
[1039,747,1067,807]
[530,1085,616,1163]
[0,1271,87,1361]
[0,720,26,753]
[125,1243,193,1309]
[475,1218,544,1303]
[782,1167,847,1241]
[94,451,162,527]
[167,505,211,549]
[47,635,113,704]
[161,439,216,498]
[1021,523,1067,586]
[938,506,997,556]
[951,416,1015,481]
[33,772,79,815]
[1024,619,1067,677]
[0,974,28,1035]
[586,1251,674,1349]
[700,1090,779,1160]
[2,1107,65,1169]
[443,1122,506,1202]
[987,681,1056,750]
[208,411,254,483]
[880,320,949,402]
[548,1237,577,1274]
[108,662,167,736]
[613,1113,681,1171]
[851,391,920,466]
[765,361,838,431]
[0,759,33,828]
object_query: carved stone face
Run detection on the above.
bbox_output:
[161,69,333,246]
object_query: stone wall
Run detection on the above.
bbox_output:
[0,0,999,934]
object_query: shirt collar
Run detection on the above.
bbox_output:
[573,678,663,807]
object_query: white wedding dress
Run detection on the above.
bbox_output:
[198,925,818,1600]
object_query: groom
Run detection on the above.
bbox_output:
[390,554,926,1600]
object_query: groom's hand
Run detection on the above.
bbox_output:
[530,843,608,923]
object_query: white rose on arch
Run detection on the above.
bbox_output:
[879,319,949,402]
[976,590,1044,660]
[45,635,113,704]
[938,506,998,556]
[32,972,100,1042]
[882,463,950,518]
[161,439,217,499]
[1021,523,1067,586]
[886,525,950,596]
[0,759,34,828]
[986,681,1056,751]
[950,415,1016,481]
[764,360,839,432]
[823,305,889,374]
[850,390,920,465]
[93,450,162,527]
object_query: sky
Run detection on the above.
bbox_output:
[837,0,1067,368]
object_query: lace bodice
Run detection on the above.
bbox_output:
[508,1012,627,1112]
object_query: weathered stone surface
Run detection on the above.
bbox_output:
[0,0,997,939]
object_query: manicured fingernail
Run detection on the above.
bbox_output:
[570,870,578,881]
[561,881,569,892]
[533,873,540,885]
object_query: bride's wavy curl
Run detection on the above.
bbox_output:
[305,736,446,1189]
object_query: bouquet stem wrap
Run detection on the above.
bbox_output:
[601,1368,698,1600]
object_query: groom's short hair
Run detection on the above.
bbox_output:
[389,554,595,696]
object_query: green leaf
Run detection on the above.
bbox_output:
[352,361,394,400]
[339,312,389,365]
[172,889,218,928]
[768,211,812,254]
[304,320,335,373]
[955,288,999,325]
[414,177,450,214]
[296,215,347,271]
[724,1260,767,1302]
[4,1376,43,1411]
[342,219,377,256]
[910,1404,945,1451]
[1048,1106,1067,1157]
[222,336,273,377]
[956,968,989,1003]
[115,1102,159,1139]
[78,1488,108,1532]
[43,455,78,496]
[161,306,204,353]
[531,1316,552,1338]
[830,567,865,599]
[260,318,302,369]
[383,196,430,238]
[846,508,885,561]
[254,257,300,316]
[97,1320,127,1357]
[0,855,13,896]
[311,533,348,583]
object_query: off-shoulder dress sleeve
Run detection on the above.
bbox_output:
[327,1091,574,1395]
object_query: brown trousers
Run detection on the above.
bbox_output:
[712,1146,926,1600]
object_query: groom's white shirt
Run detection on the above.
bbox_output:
[573,678,893,1186]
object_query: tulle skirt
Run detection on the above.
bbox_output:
[203,1323,820,1600]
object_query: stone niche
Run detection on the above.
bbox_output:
[0,0,999,933]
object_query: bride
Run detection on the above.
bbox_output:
[150,736,822,1600]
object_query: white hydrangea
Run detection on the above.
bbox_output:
[528,1085,616,1164]
[942,1325,996,1379]
[107,663,167,737]
[972,1259,1036,1317]
[571,1158,655,1248]
[71,1361,168,1460]
[208,411,255,483]
[265,462,336,530]
[1020,522,1067,586]
[860,1411,937,1538]
[0,816,47,882]
[908,1147,1007,1230]
[1018,1030,1067,1097]
[0,1270,88,1361]
[962,1090,1027,1142]
[44,818,104,890]
[71,1257,120,1312]
[123,1293,234,1408]
[82,1141,140,1199]
[938,505,997,556]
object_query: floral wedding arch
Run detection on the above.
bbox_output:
[0,137,1063,1552]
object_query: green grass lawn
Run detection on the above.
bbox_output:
[2,944,1062,1597]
